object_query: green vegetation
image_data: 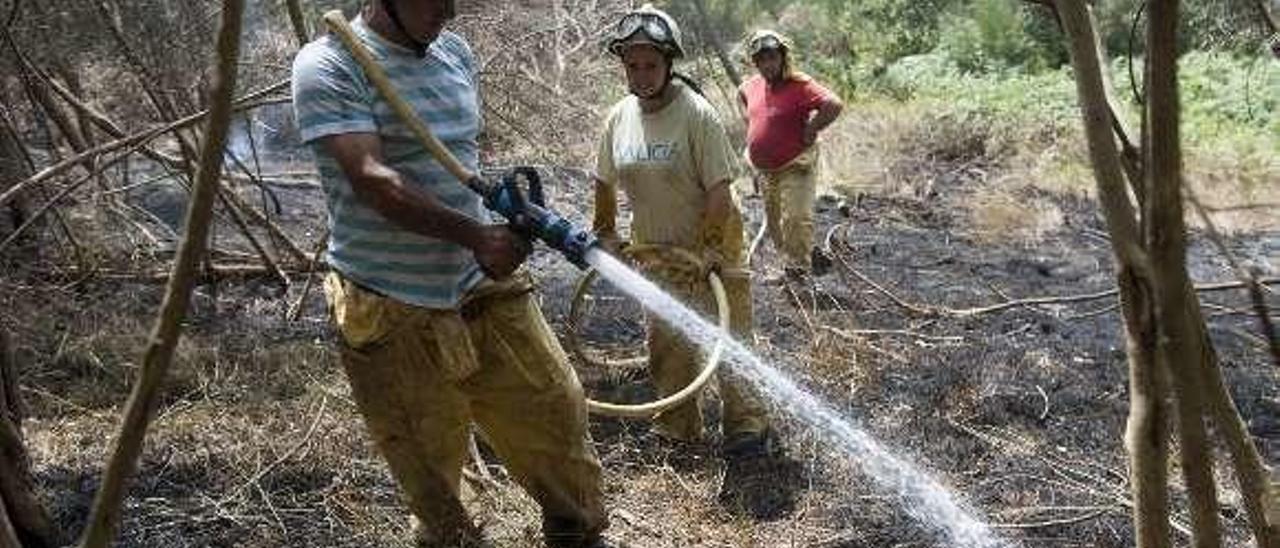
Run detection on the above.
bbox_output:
[691,0,1277,215]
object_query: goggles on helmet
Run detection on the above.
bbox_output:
[613,12,673,48]
[750,35,784,56]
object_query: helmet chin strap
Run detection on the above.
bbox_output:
[381,0,428,57]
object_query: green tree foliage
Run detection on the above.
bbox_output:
[689,0,1274,81]
[828,0,964,64]
[1094,0,1272,58]
[937,0,1049,73]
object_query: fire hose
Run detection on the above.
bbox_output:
[321,11,728,418]
[567,243,729,417]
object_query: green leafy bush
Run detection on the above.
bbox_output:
[937,0,1048,73]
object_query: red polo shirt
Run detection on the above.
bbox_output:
[740,74,836,170]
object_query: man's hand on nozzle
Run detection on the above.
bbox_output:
[468,225,532,279]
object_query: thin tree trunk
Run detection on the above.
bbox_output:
[21,73,87,154]
[0,112,31,231]
[283,0,310,46]
[35,70,309,268]
[1197,335,1280,547]
[76,1,244,546]
[1,35,88,156]
[1055,2,1171,546]
[215,187,289,286]
[1143,1,1222,546]
[1254,0,1279,35]
[1,330,19,427]
[34,69,308,260]
[54,64,110,200]
[687,0,742,88]
[0,497,20,548]
[1186,200,1280,546]
[0,330,58,548]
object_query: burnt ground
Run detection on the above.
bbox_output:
[3,161,1277,547]
[530,167,1279,547]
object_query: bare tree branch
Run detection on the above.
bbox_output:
[77,1,245,545]
[0,329,58,547]
[687,0,742,88]
[283,0,309,46]
[1254,0,1279,35]
[0,81,288,210]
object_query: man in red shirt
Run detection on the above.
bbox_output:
[738,30,843,279]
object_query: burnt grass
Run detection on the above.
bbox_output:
[534,169,1279,547]
[3,164,1277,547]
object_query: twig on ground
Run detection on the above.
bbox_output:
[216,394,329,507]
[611,508,666,540]
[824,326,964,344]
[44,263,324,282]
[819,326,909,364]
[1201,202,1280,213]
[1062,303,1120,320]
[784,283,817,337]
[216,188,290,288]
[830,221,1279,320]
[465,427,499,488]
[1035,385,1050,421]
[217,185,311,265]
[989,507,1114,529]
[829,226,934,316]
[952,418,1197,538]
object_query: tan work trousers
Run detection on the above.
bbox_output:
[326,272,606,547]
[760,147,819,270]
[642,210,770,441]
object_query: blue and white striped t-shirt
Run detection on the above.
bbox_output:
[292,16,490,309]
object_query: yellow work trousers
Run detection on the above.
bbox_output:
[642,215,769,441]
[760,147,819,270]
[326,272,606,547]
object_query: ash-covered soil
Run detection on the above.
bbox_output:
[4,162,1276,547]
[530,166,1279,547]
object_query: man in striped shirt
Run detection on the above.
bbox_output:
[292,1,610,546]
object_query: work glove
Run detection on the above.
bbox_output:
[595,229,628,256]
[592,180,619,239]
[701,247,726,277]
[697,218,728,277]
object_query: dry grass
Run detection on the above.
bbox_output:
[818,102,930,199]
[817,94,1278,252]
[1183,145,1280,235]
[967,182,1064,245]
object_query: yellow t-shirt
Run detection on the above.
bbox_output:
[595,84,740,251]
